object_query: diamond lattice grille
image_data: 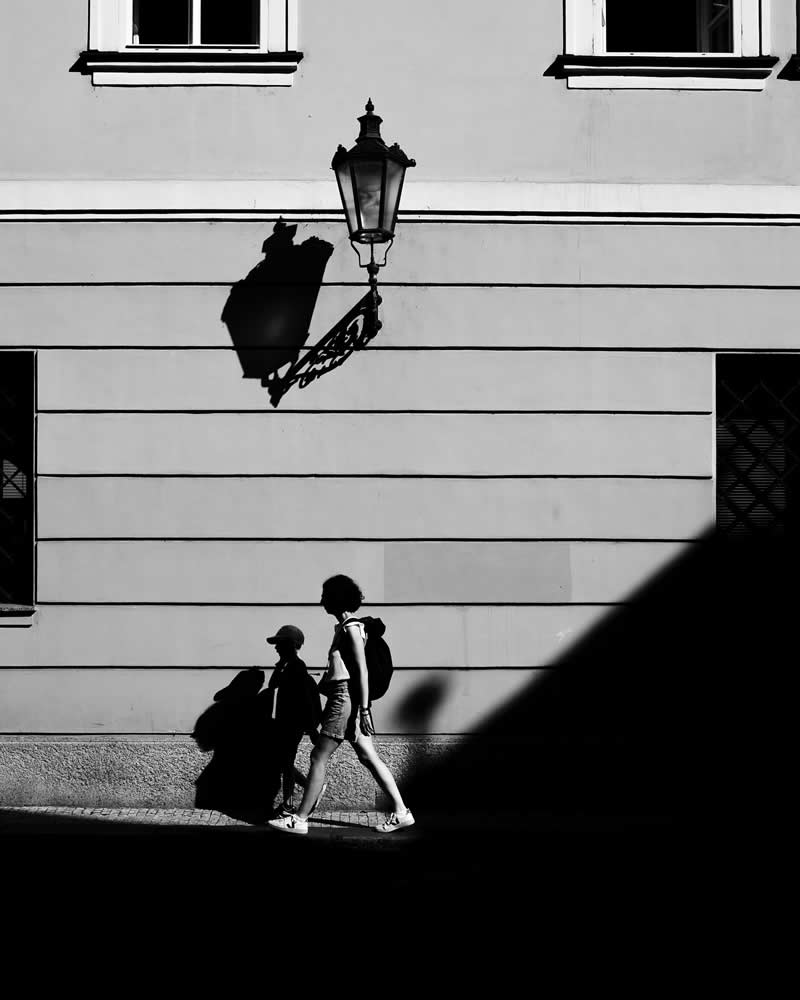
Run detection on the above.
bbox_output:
[717,355,800,537]
[0,353,34,605]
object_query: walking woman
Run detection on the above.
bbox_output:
[268,574,414,836]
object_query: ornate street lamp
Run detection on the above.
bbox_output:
[261,101,415,407]
[332,99,416,306]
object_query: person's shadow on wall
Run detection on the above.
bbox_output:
[191,668,280,824]
[221,221,334,387]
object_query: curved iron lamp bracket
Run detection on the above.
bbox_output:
[262,283,382,408]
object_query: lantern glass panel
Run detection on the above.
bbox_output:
[334,162,359,237]
[352,159,385,237]
[383,160,405,233]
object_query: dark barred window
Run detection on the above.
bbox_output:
[133,0,260,45]
[606,0,733,53]
[716,354,800,537]
[0,353,34,609]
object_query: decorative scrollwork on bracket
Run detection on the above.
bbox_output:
[262,289,382,407]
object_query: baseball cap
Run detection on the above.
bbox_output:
[266,624,305,647]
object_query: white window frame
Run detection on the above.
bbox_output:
[561,0,774,90]
[81,0,301,85]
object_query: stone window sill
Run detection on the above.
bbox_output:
[548,54,779,91]
[0,605,35,627]
[71,48,303,86]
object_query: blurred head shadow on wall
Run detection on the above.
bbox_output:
[221,221,334,382]
[389,675,451,733]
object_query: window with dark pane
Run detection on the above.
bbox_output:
[0,353,34,606]
[201,0,259,44]
[133,0,191,44]
[716,355,800,538]
[606,0,733,53]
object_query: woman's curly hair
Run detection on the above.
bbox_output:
[321,574,364,611]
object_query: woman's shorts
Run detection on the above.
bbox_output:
[319,680,359,743]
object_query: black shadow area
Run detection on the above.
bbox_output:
[191,667,279,823]
[221,222,333,382]
[400,531,790,903]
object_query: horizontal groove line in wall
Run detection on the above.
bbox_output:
[406,220,800,227]
[0,208,334,216]
[4,208,800,219]
[36,537,701,544]
[39,473,713,480]
[8,219,800,228]
[33,601,635,608]
[0,732,468,738]
[2,211,800,226]
[8,281,800,290]
[0,664,556,672]
[1,345,793,353]
[6,346,800,356]
[37,409,712,416]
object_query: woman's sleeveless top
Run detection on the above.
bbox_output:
[323,618,366,685]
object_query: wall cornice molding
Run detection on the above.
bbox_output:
[3,180,800,224]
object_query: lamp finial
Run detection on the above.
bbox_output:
[357,99,383,142]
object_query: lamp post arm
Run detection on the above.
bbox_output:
[262,288,382,407]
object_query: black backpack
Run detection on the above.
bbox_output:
[346,616,394,701]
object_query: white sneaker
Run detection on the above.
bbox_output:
[267,813,308,835]
[376,809,415,834]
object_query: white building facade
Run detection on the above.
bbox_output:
[1,0,798,807]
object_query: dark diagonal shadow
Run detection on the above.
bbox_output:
[399,529,788,898]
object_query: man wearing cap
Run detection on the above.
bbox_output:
[265,624,322,817]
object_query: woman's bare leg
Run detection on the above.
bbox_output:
[352,736,407,814]
[295,734,338,820]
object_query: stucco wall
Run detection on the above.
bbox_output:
[3,214,785,735]
[1,0,799,184]
[2,213,798,802]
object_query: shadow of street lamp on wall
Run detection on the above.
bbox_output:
[259,100,416,407]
